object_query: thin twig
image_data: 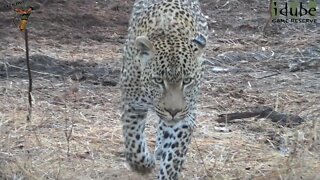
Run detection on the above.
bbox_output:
[193,137,210,178]
[257,72,281,79]
[62,77,74,157]
[4,60,9,94]
[25,29,32,122]
[2,62,60,77]
[263,0,273,34]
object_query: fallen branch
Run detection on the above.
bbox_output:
[216,106,304,127]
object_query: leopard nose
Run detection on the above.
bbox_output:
[164,108,180,117]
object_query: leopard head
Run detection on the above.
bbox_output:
[135,34,206,124]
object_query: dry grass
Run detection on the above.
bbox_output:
[0,53,319,179]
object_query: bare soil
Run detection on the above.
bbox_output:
[0,0,319,179]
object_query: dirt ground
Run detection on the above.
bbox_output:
[0,0,319,179]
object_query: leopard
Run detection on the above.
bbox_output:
[120,0,208,179]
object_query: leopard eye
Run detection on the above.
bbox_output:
[153,77,163,84]
[183,78,193,85]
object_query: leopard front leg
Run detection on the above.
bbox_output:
[155,120,164,160]
[121,103,155,174]
[157,120,195,180]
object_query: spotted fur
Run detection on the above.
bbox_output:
[120,0,208,179]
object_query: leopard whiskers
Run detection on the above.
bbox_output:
[186,113,197,127]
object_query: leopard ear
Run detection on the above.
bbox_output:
[192,34,206,55]
[135,36,154,66]
[135,36,154,56]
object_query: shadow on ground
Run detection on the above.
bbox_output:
[0,54,120,86]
